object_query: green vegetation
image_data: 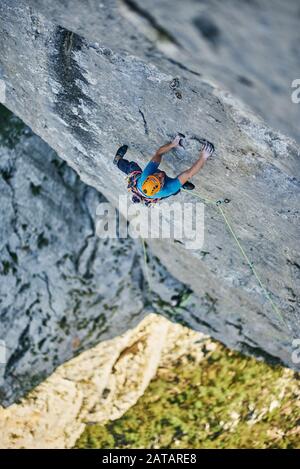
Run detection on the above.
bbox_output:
[75,343,300,449]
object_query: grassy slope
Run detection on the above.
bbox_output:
[75,343,300,449]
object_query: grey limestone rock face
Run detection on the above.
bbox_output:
[0,108,142,404]
[24,0,300,143]
[0,108,206,406]
[0,106,210,405]
[0,0,299,403]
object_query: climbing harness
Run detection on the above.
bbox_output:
[140,188,292,339]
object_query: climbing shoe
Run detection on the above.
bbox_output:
[198,138,215,156]
[113,145,128,165]
[182,181,195,190]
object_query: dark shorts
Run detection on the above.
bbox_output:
[117,159,142,175]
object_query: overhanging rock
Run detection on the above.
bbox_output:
[0,108,202,406]
[0,0,299,379]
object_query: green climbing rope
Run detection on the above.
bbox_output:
[182,188,215,205]
[182,188,291,337]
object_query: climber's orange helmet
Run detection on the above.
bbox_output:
[142,175,162,196]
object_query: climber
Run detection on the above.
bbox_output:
[113,134,215,206]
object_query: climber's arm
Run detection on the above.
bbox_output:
[151,142,175,163]
[141,140,177,183]
[151,136,182,164]
[178,148,210,185]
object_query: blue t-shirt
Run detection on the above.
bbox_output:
[136,161,182,199]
